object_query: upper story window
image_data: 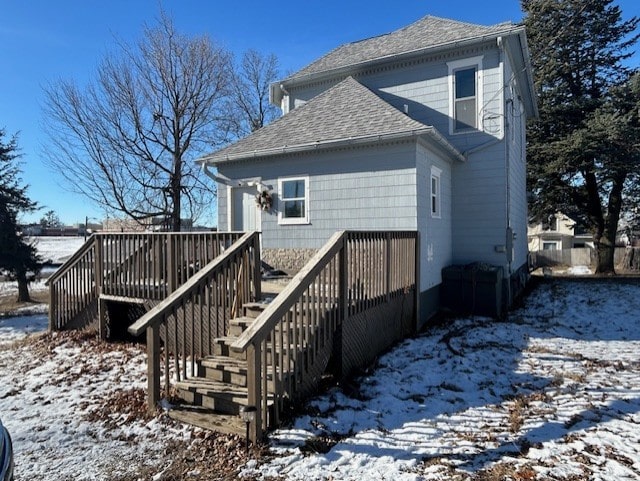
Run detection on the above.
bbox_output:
[278,176,309,224]
[447,56,484,135]
[430,166,442,218]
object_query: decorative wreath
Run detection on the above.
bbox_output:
[255,190,273,211]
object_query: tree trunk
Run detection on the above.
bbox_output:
[594,236,616,274]
[620,247,640,271]
[16,268,31,302]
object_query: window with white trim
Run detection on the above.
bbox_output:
[278,176,309,224]
[447,56,483,134]
[430,166,441,218]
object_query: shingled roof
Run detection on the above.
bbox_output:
[287,16,515,81]
[200,77,462,164]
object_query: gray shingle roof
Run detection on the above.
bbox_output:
[202,77,445,164]
[289,16,514,81]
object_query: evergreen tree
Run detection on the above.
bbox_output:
[523,0,639,273]
[0,129,41,302]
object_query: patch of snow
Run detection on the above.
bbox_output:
[29,236,85,265]
[0,316,195,480]
[0,314,48,347]
[566,265,592,275]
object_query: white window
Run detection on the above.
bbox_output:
[278,176,309,224]
[542,241,558,251]
[430,166,441,218]
[447,56,483,134]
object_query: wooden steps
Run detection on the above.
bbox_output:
[170,299,275,431]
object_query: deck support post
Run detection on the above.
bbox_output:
[98,299,108,340]
[147,323,161,413]
[246,343,263,443]
[48,284,57,331]
[333,233,348,379]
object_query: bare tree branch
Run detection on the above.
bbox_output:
[42,13,231,230]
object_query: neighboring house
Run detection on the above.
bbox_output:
[199,15,537,323]
[528,212,594,251]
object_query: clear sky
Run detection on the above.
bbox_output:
[2,0,638,226]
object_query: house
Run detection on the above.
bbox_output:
[528,212,594,251]
[199,15,537,324]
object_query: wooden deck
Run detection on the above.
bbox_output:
[48,230,419,441]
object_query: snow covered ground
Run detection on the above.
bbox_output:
[246,279,640,480]
[30,236,85,265]
[0,278,639,480]
[0,236,84,301]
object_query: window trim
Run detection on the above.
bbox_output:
[447,56,484,135]
[278,176,310,225]
[430,166,442,219]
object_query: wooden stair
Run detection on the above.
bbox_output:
[171,300,274,434]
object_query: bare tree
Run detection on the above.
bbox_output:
[225,49,281,137]
[43,14,232,231]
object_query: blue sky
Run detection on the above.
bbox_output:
[2,0,638,226]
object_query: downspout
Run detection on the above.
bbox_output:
[500,35,513,310]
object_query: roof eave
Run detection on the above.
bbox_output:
[198,127,464,166]
[501,30,538,120]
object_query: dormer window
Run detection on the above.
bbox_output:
[447,56,484,134]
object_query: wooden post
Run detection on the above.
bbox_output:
[246,343,263,443]
[48,284,57,331]
[94,236,103,296]
[334,234,348,379]
[253,234,262,302]
[98,299,107,340]
[414,232,421,333]
[385,232,391,302]
[167,234,176,294]
[147,323,161,413]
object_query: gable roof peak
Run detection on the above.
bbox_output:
[284,14,518,84]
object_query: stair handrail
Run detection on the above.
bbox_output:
[232,231,345,353]
[45,234,97,286]
[128,231,261,412]
[128,231,259,336]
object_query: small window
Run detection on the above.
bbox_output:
[278,176,309,224]
[430,167,441,218]
[548,216,558,231]
[542,242,558,251]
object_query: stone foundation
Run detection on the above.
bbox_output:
[262,248,318,275]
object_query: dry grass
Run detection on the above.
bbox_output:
[0,288,49,316]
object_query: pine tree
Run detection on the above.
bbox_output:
[0,129,41,302]
[523,0,640,273]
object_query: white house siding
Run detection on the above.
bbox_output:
[416,142,453,321]
[282,44,512,271]
[286,43,505,151]
[505,55,529,274]
[452,141,508,268]
[218,187,228,231]
[216,140,419,251]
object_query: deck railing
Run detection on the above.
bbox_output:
[47,236,99,331]
[48,232,245,332]
[232,230,418,441]
[128,232,261,409]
